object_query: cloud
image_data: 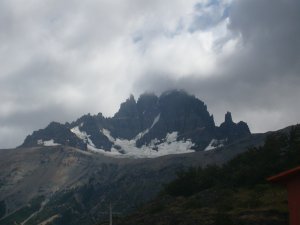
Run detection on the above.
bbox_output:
[134,0,300,132]
[0,0,299,148]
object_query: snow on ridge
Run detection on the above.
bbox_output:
[71,126,87,140]
[37,139,60,146]
[70,126,97,149]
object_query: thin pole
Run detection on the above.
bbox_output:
[109,202,112,225]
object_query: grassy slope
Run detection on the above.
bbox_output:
[114,185,287,225]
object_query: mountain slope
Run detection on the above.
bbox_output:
[0,131,266,225]
[20,90,251,157]
[114,125,300,225]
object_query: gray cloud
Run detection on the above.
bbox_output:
[134,0,300,132]
[0,0,300,148]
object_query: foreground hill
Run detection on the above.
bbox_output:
[20,90,250,157]
[0,132,264,225]
[114,125,300,225]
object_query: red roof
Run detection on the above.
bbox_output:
[267,166,300,184]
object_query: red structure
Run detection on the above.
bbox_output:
[268,166,300,225]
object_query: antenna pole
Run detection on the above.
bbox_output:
[109,202,112,225]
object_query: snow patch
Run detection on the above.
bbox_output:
[44,140,60,146]
[102,129,115,142]
[87,145,121,157]
[135,114,160,140]
[151,114,160,129]
[204,139,225,151]
[37,139,60,146]
[166,132,177,143]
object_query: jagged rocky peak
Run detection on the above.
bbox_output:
[219,111,251,141]
[158,89,215,129]
[114,94,138,119]
[136,93,159,129]
[224,111,233,124]
[221,111,246,126]
[137,92,159,112]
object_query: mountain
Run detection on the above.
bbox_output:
[0,90,265,224]
[20,90,251,157]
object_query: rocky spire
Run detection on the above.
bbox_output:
[224,111,233,124]
[114,94,138,118]
[128,94,135,102]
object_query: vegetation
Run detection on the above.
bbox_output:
[0,196,44,225]
[0,201,5,219]
[165,126,300,197]
[114,125,300,225]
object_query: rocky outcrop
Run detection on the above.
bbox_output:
[21,122,87,149]
[219,112,251,141]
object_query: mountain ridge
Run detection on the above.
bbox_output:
[20,90,251,157]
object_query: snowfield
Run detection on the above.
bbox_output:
[69,114,195,158]
[97,130,195,158]
[71,125,195,158]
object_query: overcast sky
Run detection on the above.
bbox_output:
[0,0,299,148]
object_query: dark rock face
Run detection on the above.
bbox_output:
[109,95,141,139]
[159,90,215,133]
[20,90,251,152]
[136,93,160,130]
[136,90,216,149]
